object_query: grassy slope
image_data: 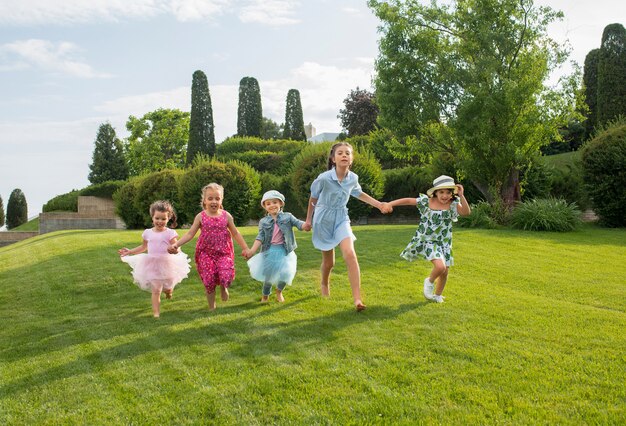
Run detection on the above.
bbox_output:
[5,217,39,232]
[0,225,624,424]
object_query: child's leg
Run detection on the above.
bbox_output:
[206,289,217,310]
[429,259,447,284]
[261,282,272,302]
[220,285,229,302]
[435,267,449,296]
[151,289,162,317]
[338,238,364,308]
[276,282,287,302]
[320,249,335,296]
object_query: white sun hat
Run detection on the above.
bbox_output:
[261,190,285,206]
[426,175,458,197]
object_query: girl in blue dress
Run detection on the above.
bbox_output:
[304,142,391,311]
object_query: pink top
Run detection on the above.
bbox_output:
[142,228,177,255]
[270,222,285,245]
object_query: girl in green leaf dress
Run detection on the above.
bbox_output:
[387,175,471,303]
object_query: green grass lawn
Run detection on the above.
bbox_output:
[7,217,39,232]
[1,225,624,424]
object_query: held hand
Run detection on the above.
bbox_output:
[241,249,250,259]
[302,222,312,232]
[167,244,179,254]
[379,202,393,214]
[118,248,130,256]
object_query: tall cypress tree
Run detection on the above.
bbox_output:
[237,77,262,137]
[0,195,5,228]
[6,188,27,230]
[283,89,307,141]
[187,70,216,165]
[597,23,626,125]
[583,49,600,138]
[88,123,128,184]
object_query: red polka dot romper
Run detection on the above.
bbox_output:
[195,210,235,293]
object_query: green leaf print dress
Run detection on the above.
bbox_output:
[400,194,459,266]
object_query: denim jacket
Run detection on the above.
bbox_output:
[255,212,304,254]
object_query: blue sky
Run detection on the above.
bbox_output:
[0,0,623,219]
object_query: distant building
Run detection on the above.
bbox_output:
[304,122,316,139]
[308,132,340,143]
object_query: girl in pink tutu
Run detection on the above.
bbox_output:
[119,200,191,318]
[169,183,250,311]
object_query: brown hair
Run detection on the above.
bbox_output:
[149,200,178,228]
[327,142,354,170]
[200,183,224,209]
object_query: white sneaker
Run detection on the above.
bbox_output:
[423,278,434,300]
[432,294,445,303]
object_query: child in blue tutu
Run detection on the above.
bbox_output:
[244,190,311,302]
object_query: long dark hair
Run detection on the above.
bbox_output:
[327,142,354,170]
[149,200,178,228]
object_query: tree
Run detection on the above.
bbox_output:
[368,0,577,207]
[6,188,27,229]
[583,49,600,138]
[0,195,4,228]
[124,108,190,176]
[283,89,307,141]
[260,117,284,140]
[237,77,262,137]
[597,23,626,126]
[338,87,379,136]
[88,123,128,184]
[187,70,216,165]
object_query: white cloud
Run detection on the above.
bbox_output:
[239,0,300,26]
[1,39,112,78]
[342,7,362,16]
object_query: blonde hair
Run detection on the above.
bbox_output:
[201,183,224,209]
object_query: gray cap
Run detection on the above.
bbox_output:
[261,190,285,206]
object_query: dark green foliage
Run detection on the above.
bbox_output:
[338,87,379,137]
[6,188,27,229]
[380,166,431,216]
[187,70,216,165]
[510,198,581,232]
[283,89,307,141]
[178,159,261,226]
[81,180,127,198]
[581,120,626,227]
[43,190,80,212]
[0,195,5,227]
[583,49,600,138]
[237,77,262,137]
[361,129,407,169]
[134,169,184,228]
[216,137,307,174]
[88,123,128,184]
[290,143,384,220]
[113,180,143,229]
[457,202,498,229]
[260,117,284,140]
[541,120,587,155]
[597,24,626,125]
[259,172,306,218]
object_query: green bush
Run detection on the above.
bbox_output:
[81,180,126,198]
[43,190,80,212]
[134,169,183,228]
[6,188,28,230]
[290,142,384,220]
[380,166,431,216]
[510,198,581,232]
[581,119,626,227]
[178,159,261,226]
[218,151,288,174]
[113,179,143,229]
[217,137,306,156]
[258,172,305,218]
[457,201,498,229]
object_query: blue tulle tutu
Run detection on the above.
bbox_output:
[247,244,297,285]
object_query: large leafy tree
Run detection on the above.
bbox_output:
[369,0,576,206]
[597,23,626,126]
[0,195,5,228]
[338,87,379,136]
[6,188,27,229]
[237,77,262,137]
[583,49,600,138]
[125,108,190,176]
[88,122,128,184]
[187,70,216,165]
[260,117,284,140]
[283,89,307,141]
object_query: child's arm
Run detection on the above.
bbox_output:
[118,240,147,256]
[456,184,472,216]
[303,196,317,230]
[357,193,386,213]
[226,213,250,251]
[388,197,419,208]
[168,213,201,253]
[244,239,262,259]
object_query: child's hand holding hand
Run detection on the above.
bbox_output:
[302,222,312,232]
[167,244,179,254]
[118,248,130,256]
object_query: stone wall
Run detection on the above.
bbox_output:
[39,196,125,234]
[0,232,39,247]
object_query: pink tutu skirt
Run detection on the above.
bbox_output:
[121,253,191,292]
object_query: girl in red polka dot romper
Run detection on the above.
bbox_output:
[169,183,250,310]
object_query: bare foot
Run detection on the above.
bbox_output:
[276,290,285,303]
[355,301,366,312]
[164,289,173,299]
[153,313,160,318]
[221,287,229,302]
[261,295,269,303]
[321,283,330,297]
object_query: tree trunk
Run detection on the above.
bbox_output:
[500,168,521,209]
